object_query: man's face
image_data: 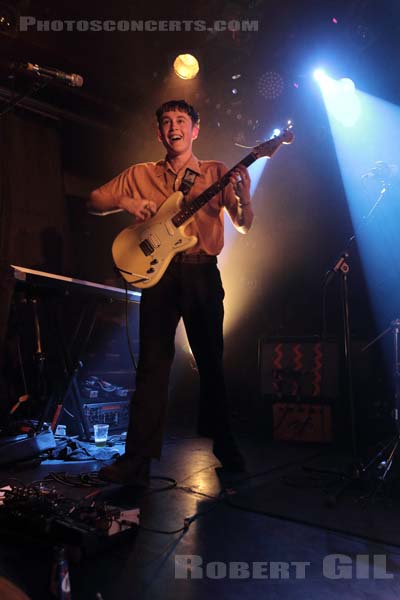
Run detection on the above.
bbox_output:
[157,109,199,156]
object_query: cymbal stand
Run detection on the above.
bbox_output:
[357,319,400,499]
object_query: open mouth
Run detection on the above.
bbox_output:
[169,135,182,142]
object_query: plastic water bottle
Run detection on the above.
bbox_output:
[50,546,71,599]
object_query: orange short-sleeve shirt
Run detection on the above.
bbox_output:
[94,154,239,255]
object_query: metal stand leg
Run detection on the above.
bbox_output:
[30,298,50,435]
[359,319,400,500]
[340,269,358,460]
[48,301,100,441]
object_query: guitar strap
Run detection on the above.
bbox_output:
[179,168,198,196]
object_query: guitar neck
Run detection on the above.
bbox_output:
[171,152,257,227]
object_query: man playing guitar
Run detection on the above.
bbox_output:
[89,99,253,485]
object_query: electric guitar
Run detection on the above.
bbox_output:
[112,126,294,288]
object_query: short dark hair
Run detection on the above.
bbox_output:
[156,100,200,127]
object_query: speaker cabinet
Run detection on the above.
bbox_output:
[272,402,332,443]
[258,336,338,442]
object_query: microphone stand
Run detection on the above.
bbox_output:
[319,180,389,504]
[325,239,357,460]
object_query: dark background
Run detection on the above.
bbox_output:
[1,0,399,442]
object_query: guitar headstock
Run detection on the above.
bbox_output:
[253,122,294,159]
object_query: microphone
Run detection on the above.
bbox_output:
[361,161,398,180]
[22,62,84,87]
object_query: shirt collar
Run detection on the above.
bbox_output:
[155,154,201,177]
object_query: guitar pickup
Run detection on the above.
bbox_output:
[149,234,161,248]
[139,239,154,256]
[139,233,160,256]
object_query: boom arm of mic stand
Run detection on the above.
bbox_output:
[325,181,388,286]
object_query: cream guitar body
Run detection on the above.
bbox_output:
[112,191,197,288]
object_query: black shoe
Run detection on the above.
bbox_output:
[98,454,150,486]
[212,435,246,472]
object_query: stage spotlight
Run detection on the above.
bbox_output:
[340,77,355,93]
[314,70,360,127]
[173,54,199,80]
[272,128,281,137]
[313,69,326,82]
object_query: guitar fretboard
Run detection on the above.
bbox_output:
[171,153,257,227]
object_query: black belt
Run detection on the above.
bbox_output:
[172,253,217,264]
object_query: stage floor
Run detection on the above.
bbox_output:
[0,433,399,599]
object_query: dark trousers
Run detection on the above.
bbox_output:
[125,258,232,458]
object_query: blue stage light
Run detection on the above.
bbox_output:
[315,70,360,127]
[340,78,356,93]
[313,69,326,83]
[318,81,400,334]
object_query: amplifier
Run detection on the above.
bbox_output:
[259,336,338,400]
[273,402,332,443]
[258,336,338,443]
[82,401,130,432]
